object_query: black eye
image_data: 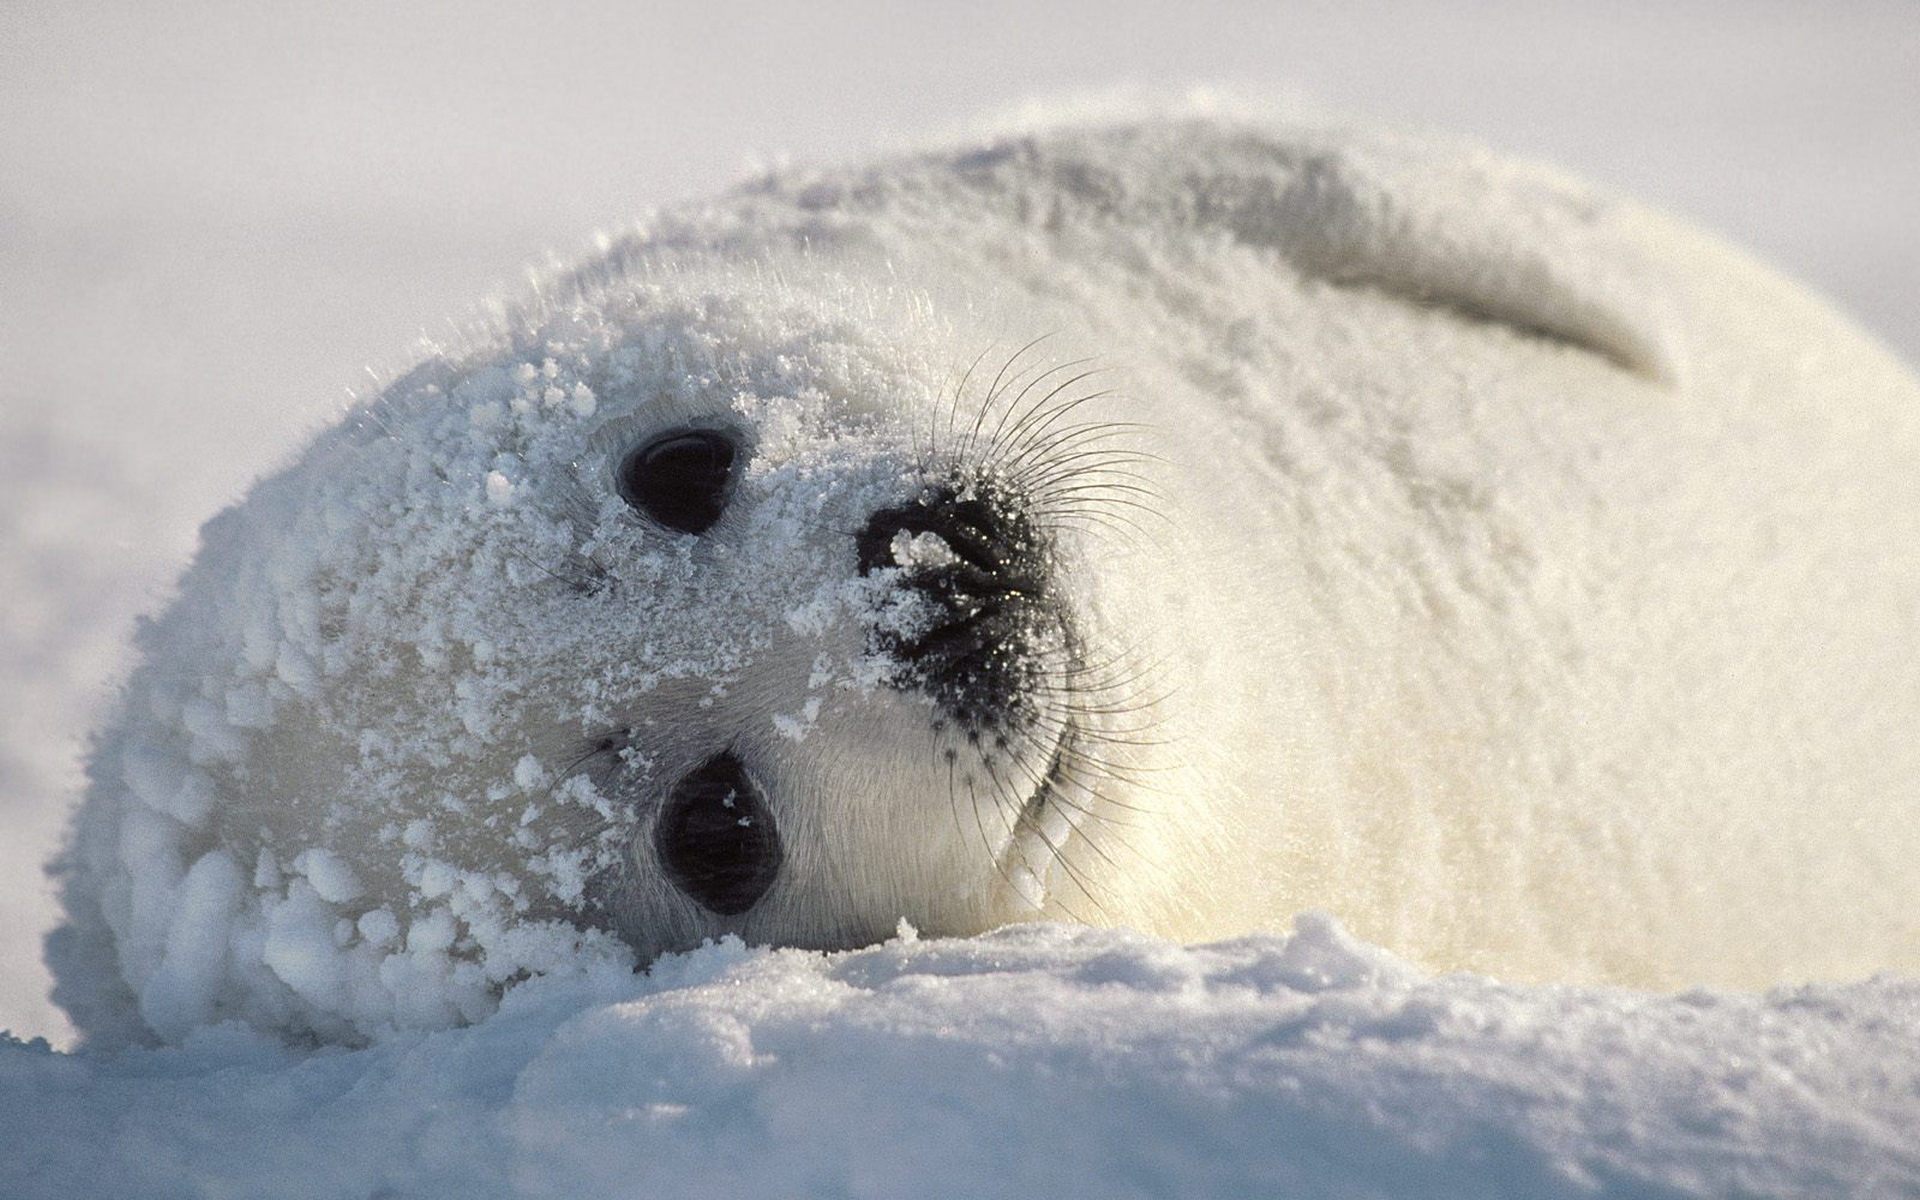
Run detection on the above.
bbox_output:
[616,429,738,535]
[654,752,781,916]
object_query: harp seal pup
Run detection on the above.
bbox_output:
[49,117,1920,1044]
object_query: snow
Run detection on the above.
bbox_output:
[6,4,1920,1196]
[4,916,1917,1198]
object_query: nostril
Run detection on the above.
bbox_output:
[654,752,781,915]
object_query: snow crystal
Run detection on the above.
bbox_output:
[770,697,821,743]
[356,908,400,947]
[134,850,242,1041]
[484,469,516,506]
[889,528,961,570]
[293,848,363,905]
[512,753,546,790]
[262,881,351,1012]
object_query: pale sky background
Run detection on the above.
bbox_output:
[2,0,1916,1042]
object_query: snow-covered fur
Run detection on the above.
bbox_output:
[49,118,1920,1045]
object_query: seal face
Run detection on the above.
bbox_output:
[48,115,1920,1046]
[551,346,1116,977]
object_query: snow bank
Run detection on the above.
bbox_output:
[5,916,1916,1199]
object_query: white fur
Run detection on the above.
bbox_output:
[50,117,1920,1044]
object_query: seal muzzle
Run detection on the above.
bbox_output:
[857,478,1060,735]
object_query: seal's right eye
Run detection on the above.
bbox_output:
[616,430,738,535]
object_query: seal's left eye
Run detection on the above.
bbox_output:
[616,430,738,535]
[655,751,781,915]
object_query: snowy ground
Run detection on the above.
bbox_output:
[8,917,1920,1199]
[4,2,1919,1195]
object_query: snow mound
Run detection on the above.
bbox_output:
[5,917,1917,1199]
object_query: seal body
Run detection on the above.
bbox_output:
[50,118,1920,1044]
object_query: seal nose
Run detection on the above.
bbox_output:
[654,752,782,915]
[856,480,1055,733]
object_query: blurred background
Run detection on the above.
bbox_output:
[3,0,1915,1043]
